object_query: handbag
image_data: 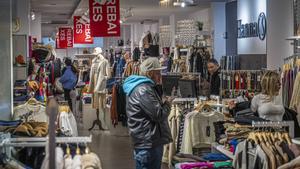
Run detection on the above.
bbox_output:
[55,78,64,94]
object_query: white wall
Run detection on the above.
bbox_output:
[237,0,267,55]
[267,0,293,69]
[211,2,226,61]
[189,8,212,31]
[55,48,85,60]
[13,0,30,35]
[30,12,42,42]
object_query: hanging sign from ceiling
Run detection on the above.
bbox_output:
[58,27,73,48]
[89,0,121,37]
[74,16,93,44]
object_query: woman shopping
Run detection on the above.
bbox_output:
[59,57,78,111]
[251,71,285,121]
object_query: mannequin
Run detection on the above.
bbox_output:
[88,47,111,130]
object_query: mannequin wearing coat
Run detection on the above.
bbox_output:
[88,47,111,130]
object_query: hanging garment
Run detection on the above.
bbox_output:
[180,110,224,154]
[41,147,64,169]
[81,152,102,169]
[58,111,78,137]
[124,61,140,77]
[64,155,73,169]
[233,140,269,169]
[290,72,300,111]
[162,105,181,167]
[72,155,82,169]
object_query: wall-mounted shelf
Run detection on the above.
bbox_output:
[197,31,211,36]
[286,36,300,40]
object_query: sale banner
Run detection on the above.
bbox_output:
[58,27,73,48]
[89,0,121,37]
[74,16,93,44]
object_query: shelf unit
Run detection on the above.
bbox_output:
[286,36,300,40]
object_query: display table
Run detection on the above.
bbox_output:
[212,143,234,159]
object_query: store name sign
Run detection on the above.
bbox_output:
[58,27,73,48]
[74,16,94,44]
[89,0,121,37]
[237,12,267,41]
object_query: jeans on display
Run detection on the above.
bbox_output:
[134,145,164,169]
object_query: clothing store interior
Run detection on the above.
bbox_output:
[2,0,300,168]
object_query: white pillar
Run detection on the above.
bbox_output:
[267,0,293,70]
[211,2,226,61]
[170,14,176,48]
[30,12,42,42]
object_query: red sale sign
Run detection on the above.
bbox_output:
[74,16,93,44]
[89,0,121,37]
[58,27,73,48]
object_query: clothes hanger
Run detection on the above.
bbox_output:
[76,143,80,155]
[85,143,90,154]
[66,144,71,157]
[247,132,259,145]
[283,132,292,145]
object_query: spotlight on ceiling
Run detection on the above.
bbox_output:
[181,2,186,7]
[120,20,123,24]
[31,11,35,21]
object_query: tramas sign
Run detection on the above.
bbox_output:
[58,27,73,48]
[89,0,121,37]
[74,16,94,44]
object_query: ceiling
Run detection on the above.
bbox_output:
[31,0,225,37]
[31,0,81,37]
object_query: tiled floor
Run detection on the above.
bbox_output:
[80,129,169,169]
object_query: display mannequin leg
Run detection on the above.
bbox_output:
[88,109,105,131]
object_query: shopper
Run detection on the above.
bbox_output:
[59,57,78,111]
[251,71,285,121]
[207,58,221,96]
[123,57,172,169]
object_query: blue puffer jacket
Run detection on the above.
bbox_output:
[59,66,77,90]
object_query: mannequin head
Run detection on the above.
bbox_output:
[94,47,103,55]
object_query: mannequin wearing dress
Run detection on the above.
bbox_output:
[88,47,111,130]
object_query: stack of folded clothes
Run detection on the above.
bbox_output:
[6,122,48,137]
[14,80,28,102]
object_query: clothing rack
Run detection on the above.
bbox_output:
[252,121,294,138]
[220,69,266,99]
[163,72,202,76]
[283,53,300,62]
[172,98,198,103]
[221,69,265,73]
[0,135,92,147]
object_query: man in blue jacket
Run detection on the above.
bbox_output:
[123,57,173,169]
[59,58,77,111]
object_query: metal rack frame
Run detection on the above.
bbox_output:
[252,121,295,138]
